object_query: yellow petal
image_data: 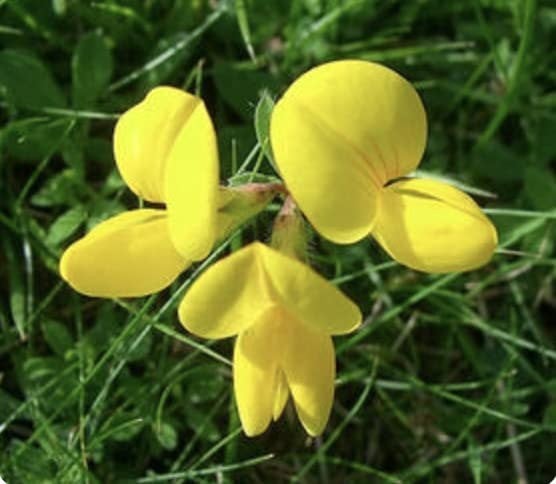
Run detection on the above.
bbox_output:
[113,86,200,202]
[233,318,279,437]
[281,320,335,436]
[272,369,289,421]
[271,60,427,243]
[164,97,219,261]
[60,209,189,297]
[234,307,334,436]
[372,178,498,273]
[178,242,361,338]
[178,243,274,339]
[258,243,362,335]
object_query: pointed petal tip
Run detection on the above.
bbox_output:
[272,370,290,422]
[241,421,270,438]
[233,329,277,438]
[282,324,335,438]
[301,420,326,438]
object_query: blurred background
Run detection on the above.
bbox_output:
[0,0,554,482]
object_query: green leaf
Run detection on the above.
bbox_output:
[467,438,482,484]
[31,169,81,207]
[0,49,65,109]
[23,357,65,383]
[156,421,178,450]
[234,0,256,61]
[45,205,87,247]
[72,32,113,107]
[2,238,26,339]
[42,320,74,357]
[52,0,68,16]
[254,90,278,172]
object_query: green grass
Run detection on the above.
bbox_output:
[1,0,555,482]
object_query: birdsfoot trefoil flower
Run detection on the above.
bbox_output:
[270,60,498,273]
[60,87,276,297]
[178,240,362,436]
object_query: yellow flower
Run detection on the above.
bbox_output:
[60,86,219,297]
[270,60,498,273]
[178,242,362,436]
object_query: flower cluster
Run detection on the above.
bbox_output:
[60,60,498,437]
